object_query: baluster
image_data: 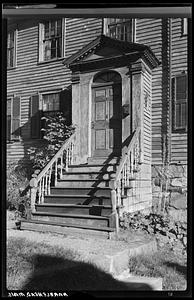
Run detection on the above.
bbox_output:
[131,150,134,174]
[55,159,58,186]
[65,149,68,172]
[127,155,130,186]
[71,142,74,165]
[41,177,45,203]
[48,167,52,195]
[60,154,63,179]
[45,171,48,195]
[38,179,42,204]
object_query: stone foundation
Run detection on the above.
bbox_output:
[152,164,187,223]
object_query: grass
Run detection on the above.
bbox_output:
[128,243,187,291]
[6,236,154,292]
[7,237,81,290]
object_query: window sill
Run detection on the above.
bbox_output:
[7,66,17,70]
[37,57,65,65]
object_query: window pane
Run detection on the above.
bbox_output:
[175,104,181,128]
[50,21,55,37]
[42,93,60,112]
[45,22,49,39]
[57,20,62,36]
[44,40,51,60]
[57,38,62,57]
[176,76,186,98]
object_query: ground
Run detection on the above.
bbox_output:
[6,210,187,292]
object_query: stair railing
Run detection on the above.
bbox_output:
[109,127,141,233]
[29,132,76,212]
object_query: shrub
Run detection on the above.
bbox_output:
[6,161,30,215]
[28,112,75,170]
[119,211,187,252]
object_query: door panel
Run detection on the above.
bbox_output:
[92,84,122,157]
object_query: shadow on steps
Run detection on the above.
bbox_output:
[22,254,153,292]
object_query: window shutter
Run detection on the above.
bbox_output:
[31,94,40,138]
[60,89,72,125]
[7,99,12,140]
[11,96,20,140]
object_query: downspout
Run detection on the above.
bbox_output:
[168,18,172,164]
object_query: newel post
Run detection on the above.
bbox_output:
[29,177,38,213]
[109,180,119,234]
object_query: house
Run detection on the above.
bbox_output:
[6,15,188,237]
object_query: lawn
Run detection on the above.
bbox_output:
[6,234,187,291]
[128,243,187,291]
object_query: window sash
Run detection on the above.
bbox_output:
[39,19,64,62]
[107,19,134,42]
[7,30,16,68]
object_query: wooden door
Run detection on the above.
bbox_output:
[92,84,122,157]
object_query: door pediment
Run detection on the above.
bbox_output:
[63,34,160,71]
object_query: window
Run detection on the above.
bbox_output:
[30,92,61,139]
[7,30,16,68]
[172,74,187,132]
[39,19,65,62]
[7,96,20,141]
[105,18,135,42]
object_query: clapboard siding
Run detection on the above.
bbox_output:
[7,17,187,165]
[170,19,188,163]
[7,18,102,160]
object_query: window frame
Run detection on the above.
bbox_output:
[103,18,136,43]
[172,73,188,133]
[38,18,65,63]
[7,29,17,69]
[182,18,188,36]
[40,90,62,138]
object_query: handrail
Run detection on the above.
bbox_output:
[109,127,141,234]
[114,127,141,186]
[110,127,141,190]
[35,132,76,184]
[30,131,76,211]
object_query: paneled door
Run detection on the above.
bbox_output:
[92,84,122,157]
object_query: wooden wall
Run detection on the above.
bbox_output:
[7,17,187,165]
[7,18,102,160]
[136,18,188,165]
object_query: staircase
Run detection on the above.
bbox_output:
[21,156,121,239]
[20,128,142,239]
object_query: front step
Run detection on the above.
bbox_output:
[68,164,118,173]
[61,172,114,180]
[44,194,111,205]
[57,179,110,188]
[20,219,115,239]
[31,211,110,228]
[50,187,112,197]
[35,203,112,216]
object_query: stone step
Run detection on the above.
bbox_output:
[50,187,112,197]
[44,194,111,205]
[31,211,110,228]
[56,179,110,188]
[35,203,112,216]
[20,219,115,239]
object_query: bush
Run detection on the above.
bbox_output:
[28,112,75,170]
[6,161,31,216]
[119,211,187,252]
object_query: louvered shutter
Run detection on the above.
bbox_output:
[7,99,12,140]
[11,96,20,140]
[31,94,41,138]
[60,88,72,125]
